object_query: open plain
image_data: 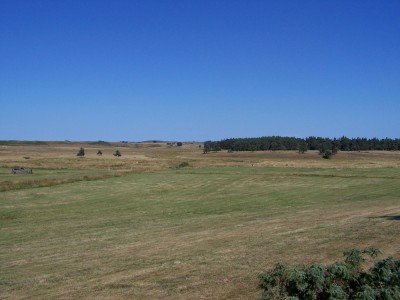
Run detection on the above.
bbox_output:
[1,142,400,299]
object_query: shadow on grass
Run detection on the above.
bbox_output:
[371,215,400,221]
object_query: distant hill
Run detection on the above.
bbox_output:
[0,140,48,146]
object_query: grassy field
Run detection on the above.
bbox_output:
[1,143,400,299]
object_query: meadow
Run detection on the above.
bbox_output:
[1,142,399,299]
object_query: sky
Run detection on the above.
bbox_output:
[1,0,399,141]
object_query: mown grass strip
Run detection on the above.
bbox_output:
[0,172,134,192]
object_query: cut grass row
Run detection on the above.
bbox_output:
[1,166,399,299]
[0,168,134,192]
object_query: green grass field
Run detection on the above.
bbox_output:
[1,162,399,299]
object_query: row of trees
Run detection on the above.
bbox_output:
[204,136,400,153]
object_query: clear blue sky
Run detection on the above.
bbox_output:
[1,0,399,141]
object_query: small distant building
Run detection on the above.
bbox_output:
[11,167,33,174]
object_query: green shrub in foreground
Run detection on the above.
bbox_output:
[258,248,400,300]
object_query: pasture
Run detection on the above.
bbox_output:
[1,142,399,299]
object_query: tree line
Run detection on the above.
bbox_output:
[204,136,400,153]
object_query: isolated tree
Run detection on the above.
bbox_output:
[77,147,85,157]
[203,144,210,154]
[114,150,121,157]
[298,140,308,154]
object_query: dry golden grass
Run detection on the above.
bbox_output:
[1,142,400,299]
[1,141,399,172]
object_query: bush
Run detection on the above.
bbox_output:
[77,147,85,157]
[177,142,183,147]
[257,248,400,300]
[322,150,333,159]
[113,150,121,157]
[177,161,189,168]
